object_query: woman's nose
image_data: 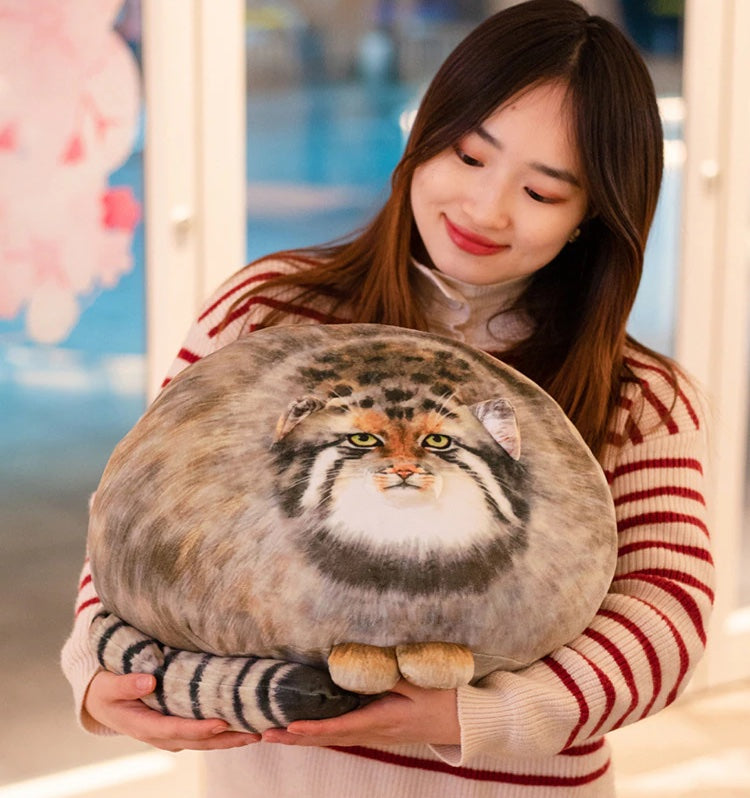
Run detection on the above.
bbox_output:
[464,182,512,231]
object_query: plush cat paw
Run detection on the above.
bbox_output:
[395,642,474,689]
[328,643,400,694]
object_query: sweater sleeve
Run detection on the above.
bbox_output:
[431,358,714,765]
[159,257,345,388]
[60,558,116,735]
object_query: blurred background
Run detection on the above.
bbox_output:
[1,1,748,795]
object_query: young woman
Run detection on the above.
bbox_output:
[63,1,714,795]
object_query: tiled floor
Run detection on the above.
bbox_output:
[2,682,748,798]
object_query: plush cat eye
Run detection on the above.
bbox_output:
[422,433,452,450]
[347,432,382,448]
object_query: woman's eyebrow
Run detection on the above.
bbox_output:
[475,125,581,187]
[528,161,581,187]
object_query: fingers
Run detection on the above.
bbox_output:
[85,671,260,752]
[121,703,260,751]
[263,693,409,747]
[263,728,314,746]
[110,672,157,700]
[286,691,407,736]
[263,682,460,748]
[143,723,261,753]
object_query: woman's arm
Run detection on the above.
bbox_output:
[433,362,714,764]
[60,557,113,734]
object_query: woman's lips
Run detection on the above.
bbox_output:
[444,216,506,256]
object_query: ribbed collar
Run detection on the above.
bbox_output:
[410,261,533,352]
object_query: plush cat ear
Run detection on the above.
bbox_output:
[274,396,327,441]
[469,398,521,460]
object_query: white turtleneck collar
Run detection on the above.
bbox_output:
[410,261,533,352]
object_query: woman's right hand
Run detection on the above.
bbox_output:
[84,671,261,752]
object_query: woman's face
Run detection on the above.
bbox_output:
[410,82,589,285]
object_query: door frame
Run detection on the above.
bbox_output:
[142,0,246,398]
[677,0,750,688]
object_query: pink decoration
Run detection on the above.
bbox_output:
[102,186,141,232]
[61,134,85,164]
[0,123,17,151]
[0,0,142,344]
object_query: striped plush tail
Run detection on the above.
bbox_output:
[90,612,364,732]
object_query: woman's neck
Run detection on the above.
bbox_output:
[411,261,533,352]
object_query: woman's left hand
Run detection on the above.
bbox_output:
[262,680,460,748]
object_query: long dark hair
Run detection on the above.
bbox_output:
[225,0,666,459]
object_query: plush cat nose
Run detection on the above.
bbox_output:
[391,464,417,480]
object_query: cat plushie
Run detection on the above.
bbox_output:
[88,323,618,731]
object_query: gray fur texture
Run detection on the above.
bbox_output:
[88,324,617,680]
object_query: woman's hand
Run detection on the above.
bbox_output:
[262,680,460,748]
[84,671,260,752]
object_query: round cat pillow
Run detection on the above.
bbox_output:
[88,323,617,730]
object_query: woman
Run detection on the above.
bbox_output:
[64,1,714,795]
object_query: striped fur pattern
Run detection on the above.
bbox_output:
[91,612,362,732]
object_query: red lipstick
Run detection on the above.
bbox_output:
[444,216,505,256]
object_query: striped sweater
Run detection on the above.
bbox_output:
[62,258,714,797]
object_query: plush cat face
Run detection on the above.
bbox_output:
[274,393,526,540]
[271,393,529,594]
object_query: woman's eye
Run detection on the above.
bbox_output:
[453,145,483,168]
[347,433,381,448]
[422,433,452,450]
[525,187,556,204]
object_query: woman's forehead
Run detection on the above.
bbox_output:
[480,82,582,174]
